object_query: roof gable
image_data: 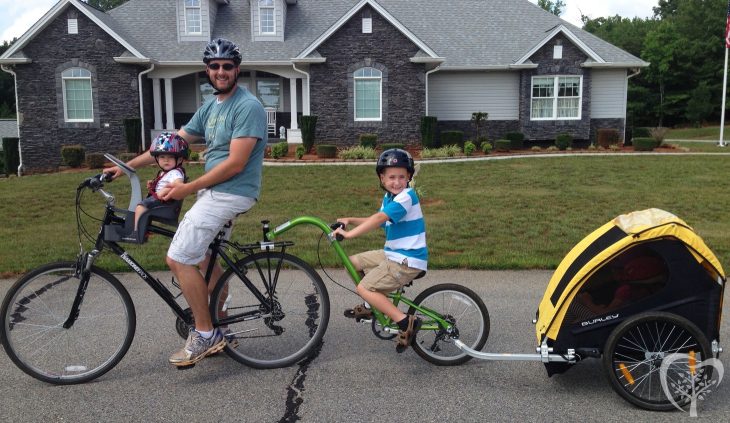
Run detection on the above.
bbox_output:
[515,24,604,65]
[0,0,147,64]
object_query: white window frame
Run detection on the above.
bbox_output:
[354,67,382,121]
[62,68,93,122]
[259,0,275,35]
[530,75,582,120]
[256,78,282,110]
[184,0,202,35]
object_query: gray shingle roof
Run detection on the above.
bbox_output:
[0,119,18,141]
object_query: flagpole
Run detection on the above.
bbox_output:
[720,47,728,147]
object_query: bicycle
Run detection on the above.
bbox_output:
[0,154,330,384]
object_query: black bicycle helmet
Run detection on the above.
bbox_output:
[376,148,415,178]
[203,38,242,65]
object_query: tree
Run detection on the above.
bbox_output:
[0,39,17,118]
[537,0,565,16]
[85,0,128,11]
[685,82,714,126]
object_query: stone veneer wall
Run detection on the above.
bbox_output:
[435,120,519,144]
[308,5,425,147]
[518,35,591,141]
[14,8,143,172]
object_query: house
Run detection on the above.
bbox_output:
[0,0,647,173]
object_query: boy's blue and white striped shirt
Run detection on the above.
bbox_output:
[380,188,428,270]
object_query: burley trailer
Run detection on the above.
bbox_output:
[456,208,726,411]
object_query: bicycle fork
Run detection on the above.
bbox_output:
[62,250,99,329]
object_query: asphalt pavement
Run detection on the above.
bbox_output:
[1,269,728,422]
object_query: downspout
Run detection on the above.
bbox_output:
[624,68,641,143]
[1,64,22,176]
[138,63,155,150]
[291,62,310,116]
[425,65,441,116]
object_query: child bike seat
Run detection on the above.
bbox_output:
[104,200,184,244]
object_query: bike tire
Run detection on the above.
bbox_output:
[0,262,136,384]
[603,311,712,411]
[409,283,490,366]
[209,252,329,369]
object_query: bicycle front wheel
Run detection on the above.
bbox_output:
[0,262,136,384]
[210,252,329,369]
[409,283,490,366]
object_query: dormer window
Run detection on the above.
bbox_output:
[185,0,202,34]
[259,0,275,34]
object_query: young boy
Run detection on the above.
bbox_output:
[333,148,428,353]
[123,131,188,242]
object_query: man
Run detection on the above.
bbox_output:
[106,38,267,366]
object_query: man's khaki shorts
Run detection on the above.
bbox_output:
[354,250,423,294]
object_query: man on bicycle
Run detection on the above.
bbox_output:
[106,38,267,366]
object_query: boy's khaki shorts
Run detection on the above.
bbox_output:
[354,250,424,294]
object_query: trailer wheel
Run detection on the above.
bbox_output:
[603,311,712,411]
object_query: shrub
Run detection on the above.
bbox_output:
[494,139,511,152]
[504,132,524,149]
[531,146,542,151]
[271,141,289,159]
[339,146,377,160]
[632,127,651,138]
[380,143,405,150]
[463,141,476,156]
[471,112,488,141]
[2,137,19,176]
[189,151,200,161]
[633,137,656,151]
[650,127,668,147]
[359,133,378,149]
[295,145,305,159]
[481,142,492,154]
[476,136,489,149]
[0,153,4,174]
[555,133,573,151]
[118,152,137,162]
[546,145,559,152]
[123,118,142,153]
[596,128,620,148]
[421,145,461,158]
[61,145,85,167]
[316,144,337,158]
[86,152,106,169]
[420,116,438,148]
[440,130,464,147]
[299,115,317,153]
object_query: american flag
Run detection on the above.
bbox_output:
[726,0,730,48]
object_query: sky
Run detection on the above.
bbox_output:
[0,0,659,44]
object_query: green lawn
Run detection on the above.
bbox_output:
[2,155,730,276]
[665,125,730,141]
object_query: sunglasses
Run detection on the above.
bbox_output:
[207,63,236,71]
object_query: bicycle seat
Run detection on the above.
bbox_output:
[104,200,184,244]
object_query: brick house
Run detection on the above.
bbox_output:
[0,0,647,173]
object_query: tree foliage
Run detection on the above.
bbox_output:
[537,0,565,16]
[0,39,17,118]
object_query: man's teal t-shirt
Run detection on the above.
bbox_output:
[183,87,267,199]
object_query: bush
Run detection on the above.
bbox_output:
[504,132,524,149]
[86,152,106,169]
[299,115,317,153]
[339,146,377,160]
[189,151,200,161]
[295,145,305,159]
[632,127,651,138]
[476,136,489,149]
[464,141,476,156]
[596,128,620,147]
[0,152,4,174]
[61,145,85,167]
[471,112,488,141]
[421,145,461,158]
[380,143,405,150]
[633,137,656,151]
[2,137,19,176]
[481,142,492,154]
[440,130,464,147]
[118,152,137,162]
[316,144,337,158]
[650,127,668,147]
[420,116,438,148]
[359,133,377,149]
[123,118,142,153]
[555,133,573,151]
[494,139,511,152]
[271,141,289,159]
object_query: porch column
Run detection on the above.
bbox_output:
[302,76,310,115]
[164,78,175,130]
[289,78,298,130]
[152,78,163,129]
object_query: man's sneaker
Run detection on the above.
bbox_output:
[222,328,239,349]
[169,328,226,366]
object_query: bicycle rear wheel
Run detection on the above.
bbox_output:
[0,262,136,384]
[210,252,329,369]
[409,283,490,365]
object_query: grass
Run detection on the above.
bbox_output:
[665,125,730,140]
[2,155,730,276]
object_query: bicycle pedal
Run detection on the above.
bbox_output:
[175,363,195,370]
[356,318,372,324]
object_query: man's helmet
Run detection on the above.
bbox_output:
[376,148,415,178]
[203,38,242,66]
[150,131,189,159]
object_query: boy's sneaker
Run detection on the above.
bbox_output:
[343,303,373,320]
[169,328,226,366]
[396,315,421,353]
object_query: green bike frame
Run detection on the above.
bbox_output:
[267,215,453,333]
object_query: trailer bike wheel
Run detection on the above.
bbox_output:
[409,283,490,366]
[603,311,712,411]
[210,252,330,369]
[0,262,136,385]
